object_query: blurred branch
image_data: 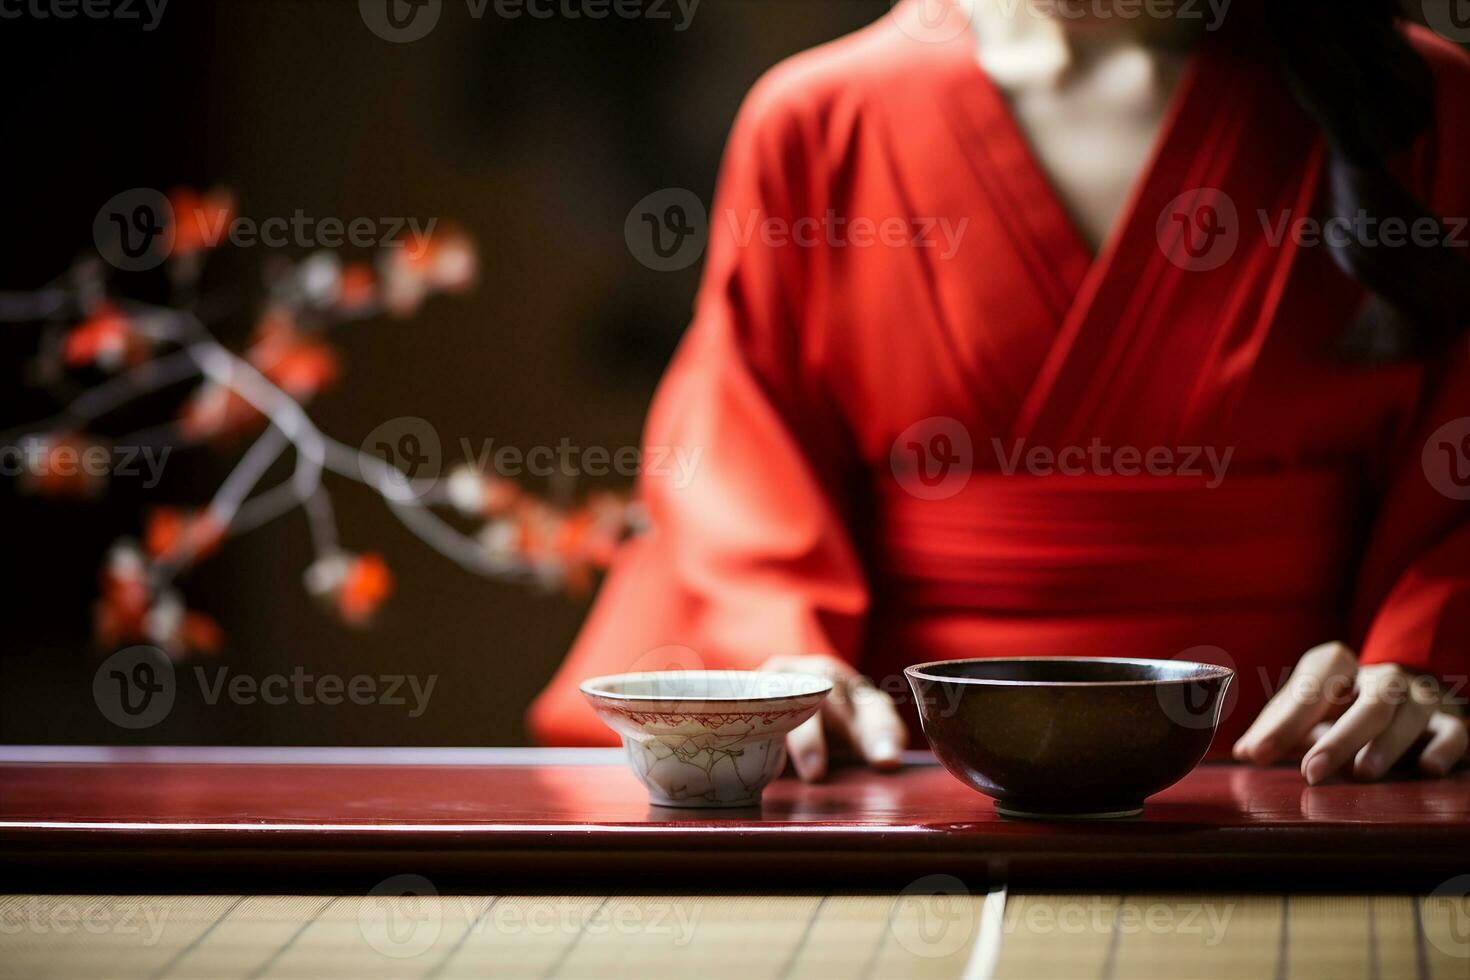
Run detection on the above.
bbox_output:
[4,192,637,657]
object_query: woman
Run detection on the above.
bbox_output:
[530,0,1470,786]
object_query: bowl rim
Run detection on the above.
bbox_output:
[579,669,834,703]
[904,656,1235,687]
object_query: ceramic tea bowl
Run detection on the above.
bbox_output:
[906,657,1234,819]
[581,670,832,807]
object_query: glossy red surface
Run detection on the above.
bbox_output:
[1,748,1466,886]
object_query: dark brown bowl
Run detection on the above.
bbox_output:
[905,657,1234,819]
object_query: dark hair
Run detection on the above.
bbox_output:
[1266,2,1470,361]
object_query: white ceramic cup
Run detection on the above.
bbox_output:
[581,670,832,807]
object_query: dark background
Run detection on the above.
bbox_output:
[3,1,1466,747]
[0,0,893,747]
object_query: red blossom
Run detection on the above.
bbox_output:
[177,313,341,441]
[144,589,225,657]
[92,543,225,657]
[177,382,263,442]
[178,611,224,655]
[248,311,340,400]
[460,476,635,591]
[167,187,236,258]
[63,303,146,371]
[17,434,108,498]
[446,465,524,518]
[305,551,394,626]
[337,262,377,313]
[95,544,149,650]
[381,226,477,317]
[339,553,393,624]
[414,225,477,294]
[144,506,225,563]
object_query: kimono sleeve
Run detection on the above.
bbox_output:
[527,75,869,745]
[1356,344,1470,683]
[1355,29,1470,685]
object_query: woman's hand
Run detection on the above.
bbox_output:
[759,654,907,781]
[1232,642,1467,783]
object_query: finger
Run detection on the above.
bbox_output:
[1419,712,1470,777]
[763,654,862,776]
[1234,643,1356,764]
[1233,642,1354,761]
[816,676,861,758]
[786,713,828,782]
[1266,723,1334,761]
[1260,722,1330,763]
[844,678,906,770]
[1355,697,1434,781]
[1301,688,1400,785]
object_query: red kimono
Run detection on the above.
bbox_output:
[531,1,1470,754]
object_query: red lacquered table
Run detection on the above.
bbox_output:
[2,747,1466,887]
